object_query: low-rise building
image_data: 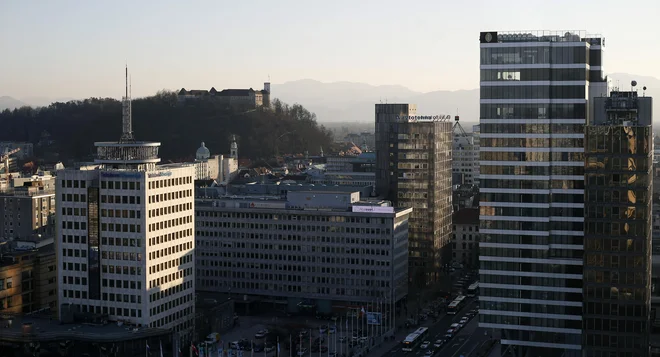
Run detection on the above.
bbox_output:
[195,191,410,319]
[0,241,57,315]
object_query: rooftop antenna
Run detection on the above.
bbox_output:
[120,65,134,142]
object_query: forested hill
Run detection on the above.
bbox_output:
[0,91,334,163]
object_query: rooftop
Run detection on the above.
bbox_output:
[0,315,169,343]
[486,30,603,44]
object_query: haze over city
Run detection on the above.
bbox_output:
[2,0,660,102]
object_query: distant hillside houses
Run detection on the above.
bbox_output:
[178,82,271,109]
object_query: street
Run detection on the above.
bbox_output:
[384,298,490,357]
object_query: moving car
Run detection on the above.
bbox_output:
[425,349,435,356]
[433,340,444,348]
[255,329,269,339]
[420,341,431,349]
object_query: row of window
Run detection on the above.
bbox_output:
[148,241,192,262]
[481,138,583,148]
[102,278,142,290]
[584,270,647,287]
[480,260,582,275]
[482,220,583,232]
[481,85,586,100]
[147,215,192,233]
[70,303,144,320]
[479,313,580,329]
[101,208,142,219]
[61,179,87,189]
[481,166,583,176]
[101,236,141,247]
[149,176,192,190]
[61,221,88,230]
[61,193,87,202]
[148,189,192,204]
[480,68,589,81]
[481,178,584,190]
[197,211,391,224]
[149,203,190,218]
[584,334,646,354]
[197,278,389,298]
[100,222,142,233]
[62,248,88,258]
[101,251,143,261]
[149,228,190,247]
[585,221,647,236]
[148,253,192,275]
[480,46,591,65]
[148,267,192,290]
[481,151,584,162]
[480,123,583,134]
[101,265,143,275]
[100,195,141,205]
[195,254,393,274]
[480,103,586,120]
[101,180,142,190]
[481,192,584,204]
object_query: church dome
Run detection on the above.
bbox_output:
[196,142,210,160]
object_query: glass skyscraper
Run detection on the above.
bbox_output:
[478,31,606,357]
[583,91,653,357]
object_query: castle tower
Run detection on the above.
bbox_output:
[230,135,238,159]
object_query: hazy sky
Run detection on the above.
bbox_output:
[2,0,659,100]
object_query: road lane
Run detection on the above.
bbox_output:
[384,298,479,357]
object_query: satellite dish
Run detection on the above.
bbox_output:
[643,86,647,91]
[631,80,638,87]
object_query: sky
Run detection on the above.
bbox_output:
[1,0,660,101]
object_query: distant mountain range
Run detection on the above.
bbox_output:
[2,72,657,126]
[0,96,26,111]
[273,73,659,126]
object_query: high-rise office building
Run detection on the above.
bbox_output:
[583,90,653,356]
[478,31,606,356]
[375,104,453,287]
[56,69,196,345]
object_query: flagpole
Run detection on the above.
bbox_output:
[309,328,312,355]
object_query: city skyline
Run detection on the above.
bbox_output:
[2,0,660,100]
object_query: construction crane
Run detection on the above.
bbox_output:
[1,148,21,180]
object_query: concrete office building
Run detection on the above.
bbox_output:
[0,180,56,241]
[478,30,607,356]
[56,69,196,347]
[583,90,653,356]
[375,104,453,287]
[195,191,411,319]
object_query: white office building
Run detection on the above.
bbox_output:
[56,70,196,345]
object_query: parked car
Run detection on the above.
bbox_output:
[329,326,337,334]
[255,329,269,339]
[319,325,328,334]
[297,348,307,356]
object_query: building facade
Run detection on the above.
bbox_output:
[0,243,57,315]
[0,182,56,241]
[478,31,607,356]
[583,90,653,356]
[195,191,410,319]
[375,104,453,287]
[56,71,196,347]
[452,208,480,269]
[178,83,271,109]
[453,119,479,186]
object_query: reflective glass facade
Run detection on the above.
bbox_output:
[478,31,605,357]
[583,92,653,357]
[375,104,453,288]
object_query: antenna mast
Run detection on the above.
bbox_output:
[120,65,134,142]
